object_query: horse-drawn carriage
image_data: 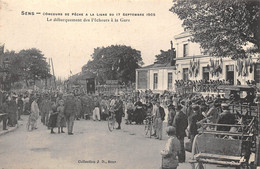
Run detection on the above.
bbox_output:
[189,85,260,169]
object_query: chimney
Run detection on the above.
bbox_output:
[170,41,176,66]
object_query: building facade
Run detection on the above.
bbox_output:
[174,31,258,85]
[136,31,260,93]
[136,63,176,93]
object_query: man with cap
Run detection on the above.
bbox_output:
[75,96,82,120]
[92,95,100,121]
[64,94,77,135]
[217,103,236,131]
[40,94,52,125]
[173,104,188,163]
[134,97,143,124]
[167,103,176,127]
[100,95,109,120]
[154,101,165,140]
[151,99,159,136]
[188,104,204,144]
[206,100,221,125]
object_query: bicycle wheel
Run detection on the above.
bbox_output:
[108,116,115,132]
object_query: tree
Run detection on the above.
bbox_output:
[155,48,176,64]
[170,0,260,59]
[1,50,18,90]
[84,45,143,84]
[17,48,51,86]
[3,48,51,87]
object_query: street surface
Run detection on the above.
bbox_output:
[0,115,233,169]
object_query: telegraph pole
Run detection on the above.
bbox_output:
[51,58,56,89]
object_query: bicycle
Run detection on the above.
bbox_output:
[144,115,153,138]
[107,110,116,132]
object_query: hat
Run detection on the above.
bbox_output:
[180,100,186,106]
[31,95,38,100]
[166,126,176,136]
[192,104,200,111]
[176,104,183,111]
[12,95,18,98]
[221,103,230,110]
[67,94,74,97]
[168,104,175,110]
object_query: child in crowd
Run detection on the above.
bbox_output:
[57,99,66,133]
[160,126,181,169]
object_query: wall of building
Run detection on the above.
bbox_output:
[136,31,258,93]
[174,32,256,85]
[136,67,176,93]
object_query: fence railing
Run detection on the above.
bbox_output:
[175,84,222,94]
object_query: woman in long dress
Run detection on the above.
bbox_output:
[7,96,18,127]
[48,101,58,134]
[30,96,40,130]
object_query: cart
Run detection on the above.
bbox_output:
[189,85,259,169]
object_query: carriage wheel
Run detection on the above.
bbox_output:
[107,117,115,132]
[190,135,205,169]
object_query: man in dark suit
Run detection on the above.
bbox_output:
[217,103,236,131]
[64,94,77,135]
[173,104,188,163]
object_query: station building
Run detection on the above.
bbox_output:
[136,31,260,93]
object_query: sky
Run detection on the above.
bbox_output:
[0,0,184,79]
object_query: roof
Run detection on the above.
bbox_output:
[76,71,96,80]
[174,31,191,40]
[137,62,175,70]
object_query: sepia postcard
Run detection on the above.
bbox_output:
[0,0,259,169]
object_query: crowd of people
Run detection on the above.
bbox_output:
[175,79,257,93]
[0,85,258,169]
